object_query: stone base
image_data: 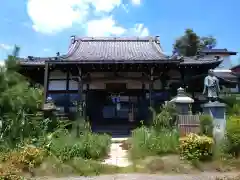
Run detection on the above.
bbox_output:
[202,101,226,144]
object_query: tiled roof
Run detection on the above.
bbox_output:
[179,56,223,65]
[18,36,223,67]
[200,48,237,55]
[62,36,169,62]
[213,71,238,83]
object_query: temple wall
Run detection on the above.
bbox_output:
[48,70,164,90]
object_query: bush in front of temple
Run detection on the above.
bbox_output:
[129,126,179,160]
[199,114,213,137]
[151,102,177,131]
[223,116,240,158]
[49,131,111,162]
[179,133,214,161]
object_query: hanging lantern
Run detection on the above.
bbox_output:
[116,95,121,110]
[111,94,121,111]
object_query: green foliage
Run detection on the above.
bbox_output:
[0,112,45,148]
[179,133,214,161]
[221,94,240,116]
[173,28,216,56]
[130,126,179,160]
[151,102,177,131]
[224,116,240,157]
[228,104,240,116]
[199,114,213,137]
[0,46,47,149]
[68,158,118,176]
[49,132,111,162]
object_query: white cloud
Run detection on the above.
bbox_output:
[90,0,122,12]
[86,18,149,37]
[0,44,13,51]
[86,17,126,36]
[27,0,123,34]
[129,23,149,36]
[131,0,141,5]
[27,0,89,34]
[27,0,148,36]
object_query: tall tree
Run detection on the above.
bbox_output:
[173,29,217,57]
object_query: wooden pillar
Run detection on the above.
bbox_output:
[180,68,186,88]
[160,71,167,91]
[149,67,154,108]
[43,62,49,103]
[85,83,89,120]
[76,66,83,137]
[65,69,70,113]
[141,72,145,98]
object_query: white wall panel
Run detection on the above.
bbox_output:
[48,80,67,90]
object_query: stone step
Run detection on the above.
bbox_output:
[103,142,131,167]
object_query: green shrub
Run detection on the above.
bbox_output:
[130,126,179,160]
[151,102,177,131]
[224,116,240,157]
[179,133,214,161]
[49,132,111,162]
[221,94,240,116]
[199,114,213,137]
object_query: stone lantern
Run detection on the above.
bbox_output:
[170,87,194,115]
[42,96,59,119]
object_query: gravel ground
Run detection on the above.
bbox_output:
[35,172,240,180]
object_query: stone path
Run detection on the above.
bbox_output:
[36,172,240,180]
[102,138,131,167]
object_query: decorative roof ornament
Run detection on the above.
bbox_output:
[70,35,76,44]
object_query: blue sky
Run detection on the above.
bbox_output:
[0,0,239,67]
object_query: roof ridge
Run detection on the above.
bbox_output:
[75,36,156,41]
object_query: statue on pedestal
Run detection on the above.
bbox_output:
[203,69,220,102]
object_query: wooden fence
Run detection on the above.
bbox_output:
[178,115,200,136]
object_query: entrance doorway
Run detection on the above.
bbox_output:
[87,89,147,136]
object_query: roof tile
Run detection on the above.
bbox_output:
[64,37,167,61]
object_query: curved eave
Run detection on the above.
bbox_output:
[180,59,223,67]
[46,59,180,64]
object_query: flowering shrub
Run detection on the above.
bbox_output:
[179,133,214,161]
[1,146,46,175]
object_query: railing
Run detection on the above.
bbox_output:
[178,115,200,136]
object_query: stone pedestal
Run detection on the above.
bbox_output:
[202,101,226,143]
[170,87,194,115]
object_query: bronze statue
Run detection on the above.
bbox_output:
[203,69,220,102]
